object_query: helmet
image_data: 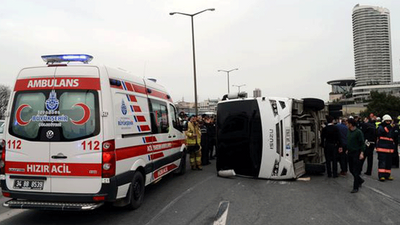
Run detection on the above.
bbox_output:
[376,117,381,121]
[382,114,392,122]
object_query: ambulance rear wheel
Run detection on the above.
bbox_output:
[127,171,145,210]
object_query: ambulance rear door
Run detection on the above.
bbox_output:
[5,67,56,193]
[49,66,103,194]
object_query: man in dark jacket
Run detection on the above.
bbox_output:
[360,117,376,175]
[347,118,365,193]
[336,118,348,176]
[321,116,342,178]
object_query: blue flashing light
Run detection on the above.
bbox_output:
[41,54,93,64]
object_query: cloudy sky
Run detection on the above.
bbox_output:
[1,0,399,102]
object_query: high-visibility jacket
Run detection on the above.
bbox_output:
[376,123,395,154]
[186,121,201,146]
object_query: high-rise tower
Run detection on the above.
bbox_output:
[352,4,392,87]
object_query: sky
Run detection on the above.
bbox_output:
[1,0,399,103]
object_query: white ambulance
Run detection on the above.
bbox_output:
[0,54,187,210]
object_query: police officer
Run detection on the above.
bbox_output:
[321,116,342,178]
[361,116,376,175]
[186,115,202,170]
[376,114,395,181]
[200,115,210,165]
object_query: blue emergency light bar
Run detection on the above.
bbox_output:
[41,54,93,64]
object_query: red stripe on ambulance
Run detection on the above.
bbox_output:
[14,77,101,91]
[150,152,165,160]
[153,164,178,179]
[148,89,172,102]
[115,140,185,161]
[6,161,101,176]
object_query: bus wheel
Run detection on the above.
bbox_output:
[127,171,145,210]
[302,98,325,111]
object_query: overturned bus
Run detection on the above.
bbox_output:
[216,93,339,180]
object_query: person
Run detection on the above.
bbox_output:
[336,118,348,176]
[360,116,376,175]
[321,116,342,178]
[186,115,202,170]
[375,117,382,129]
[208,116,217,160]
[376,114,395,181]
[391,118,399,168]
[346,118,365,193]
[200,115,211,165]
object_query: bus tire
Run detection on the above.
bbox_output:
[329,110,343,119]
[328,104,342,111]
[126,171,145,210]
[175,151,187,175]
[302,98,325,111]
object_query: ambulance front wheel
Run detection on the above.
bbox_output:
[127,171,145,210]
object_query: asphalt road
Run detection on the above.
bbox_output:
[0,153,400,225]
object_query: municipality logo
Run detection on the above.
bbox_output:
[121,99,127,115]
[46,90,59,111]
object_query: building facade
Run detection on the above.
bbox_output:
[253,88,261,98]
[352,4,392,87]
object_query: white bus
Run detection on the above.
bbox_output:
[216,93,332,179]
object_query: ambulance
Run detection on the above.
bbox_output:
[0,54,187,210]
[216,93,331,179]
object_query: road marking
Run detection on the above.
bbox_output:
[213,201,230,225]
[0,209,28,223]
[367,186,400,205]
[144,175,215,225]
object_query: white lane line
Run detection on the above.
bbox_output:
[213,201,230,225]
[144,175,215,225]
[0,209,28,223]
[367,186,400,205]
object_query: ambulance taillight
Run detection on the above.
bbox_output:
[0,140,5,175]
[102,140,116,178]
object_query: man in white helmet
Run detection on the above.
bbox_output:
[376,114,395,181]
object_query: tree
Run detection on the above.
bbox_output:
[362,91,400,118]
[0,85,11,119]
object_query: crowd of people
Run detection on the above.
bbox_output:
[179,112,216,171]
[321,113,400,193]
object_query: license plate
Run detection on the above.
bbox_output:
[13,180,44,190]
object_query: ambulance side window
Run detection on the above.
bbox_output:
[169,104,180,130]
[149,99,169,134]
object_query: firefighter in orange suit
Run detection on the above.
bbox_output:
[186,116,202,170]
[376,114,395,181]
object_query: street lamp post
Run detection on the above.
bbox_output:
[218,68,238,93]
[170,8,215,116]
[232,84,246,93]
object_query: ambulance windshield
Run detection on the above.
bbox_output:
[9,90,100,141]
